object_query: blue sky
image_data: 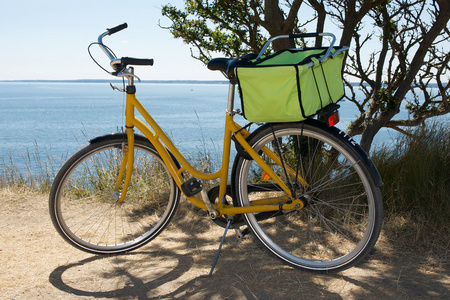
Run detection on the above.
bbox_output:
[1,1,403,83]
[0,0,223,81]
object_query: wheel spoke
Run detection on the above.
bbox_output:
[50,138,180,254]
[234,123,382,272]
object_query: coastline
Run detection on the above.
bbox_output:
[0,79,229,85]
[0,80,443,88]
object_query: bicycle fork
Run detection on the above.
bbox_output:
[114,128,135,205]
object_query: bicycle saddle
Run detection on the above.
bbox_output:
[207,53,257,78]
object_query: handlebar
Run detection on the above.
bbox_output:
[97,23,127,61]
[107,23,128,35]
[121,57,154,66]
[95,23,153,79]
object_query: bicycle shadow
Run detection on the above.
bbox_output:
[48,240,343,299]
[47,207,449,299]
[49,249,193,299]
[48,240,450,299]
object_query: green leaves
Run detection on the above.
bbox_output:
[161,1,265,63]
[161,1,449,151]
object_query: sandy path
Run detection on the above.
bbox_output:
[1,189,448,299]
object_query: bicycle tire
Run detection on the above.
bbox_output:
[232,121,382,272]
[49,136,180,254]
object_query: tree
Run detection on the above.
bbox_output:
[343,0,450,150]
[161,0,450,151]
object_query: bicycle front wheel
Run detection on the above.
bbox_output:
[49,135,180,254]
[232,122,382,272]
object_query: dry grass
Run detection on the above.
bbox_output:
[0,142,66,193]
[1,189,449,299]
[2,122,449,297]
[371,122,449,265]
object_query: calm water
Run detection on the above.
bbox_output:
[0,82,234,173]
[0,81,444,174]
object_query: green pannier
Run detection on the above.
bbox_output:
[235,36,347,123]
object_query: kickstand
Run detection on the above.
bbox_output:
[200,218,232,278]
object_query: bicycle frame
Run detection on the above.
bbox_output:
[115,73,307,217]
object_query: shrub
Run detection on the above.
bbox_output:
[372,122,449,226]
[371,121,449,259]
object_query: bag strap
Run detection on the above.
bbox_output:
[310,57,334,106]
[311,56,321,67]
[311,65,324,110]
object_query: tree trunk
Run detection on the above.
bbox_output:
[308,0,326,47]
[264,0,295,50]
[359,0,450,152]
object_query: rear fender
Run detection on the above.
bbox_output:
[307,120,383,187]
[233,121,383,187]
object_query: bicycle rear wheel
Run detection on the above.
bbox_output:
[49,135,180,254]
[232,122,382,272]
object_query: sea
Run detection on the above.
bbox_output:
[0,81,446,175]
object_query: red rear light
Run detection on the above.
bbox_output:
[327,111,340,127]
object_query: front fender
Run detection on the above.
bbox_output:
[89,132,182,170]
[89,132,149,144]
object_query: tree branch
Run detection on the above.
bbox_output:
[283,0,304,32]
[385,105,450,129]
[393,0,450,103]
[308,0,326,46]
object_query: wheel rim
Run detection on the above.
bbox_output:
[53,142,177,253]
[237,127,377,270]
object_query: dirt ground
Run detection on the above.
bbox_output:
[0,189,448,300]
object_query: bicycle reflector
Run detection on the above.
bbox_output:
[261,171,271,181]
[327,110,340,127]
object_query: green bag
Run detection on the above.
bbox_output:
[235,46,347,123]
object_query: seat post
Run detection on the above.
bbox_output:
[227,83,236,114]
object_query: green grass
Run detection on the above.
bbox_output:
[371,122,449,256]
[0,142,67,193]
[372,122,449,225]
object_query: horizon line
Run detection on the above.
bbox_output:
[0,79,444,87]
[0,79,229,84]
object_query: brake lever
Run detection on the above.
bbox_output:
[110,82,125,92]
[111,64,141,82]
[116,70,141,82]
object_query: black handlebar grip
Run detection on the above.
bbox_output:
[121,57,154,66]
[289,33,320,39]
[107,23,128,35]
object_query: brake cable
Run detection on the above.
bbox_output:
[87,42,118,75]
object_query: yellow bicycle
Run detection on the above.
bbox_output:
[49,23,383,274]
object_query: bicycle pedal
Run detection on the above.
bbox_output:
[181,178,203,197]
